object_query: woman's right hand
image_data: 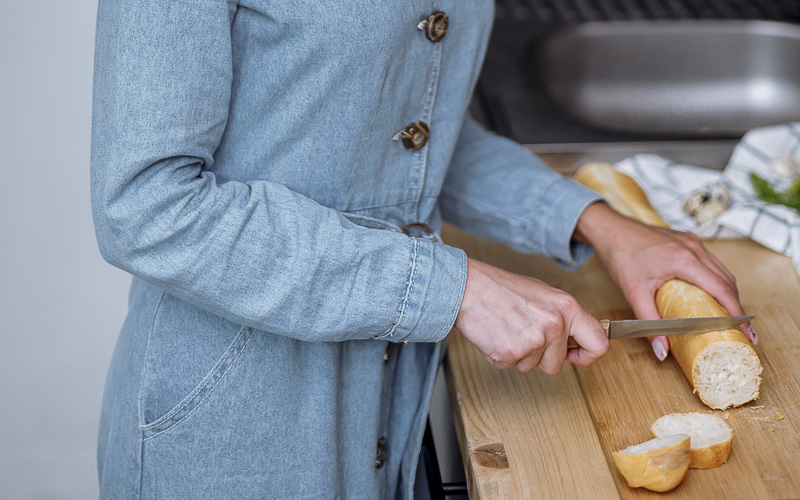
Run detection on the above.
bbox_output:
[455,258,610,374]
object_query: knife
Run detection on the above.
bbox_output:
[566,315,754,349]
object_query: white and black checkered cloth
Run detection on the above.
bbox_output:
[614,122,800,275]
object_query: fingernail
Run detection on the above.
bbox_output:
[747,325,758,345]
[651,339,667,361]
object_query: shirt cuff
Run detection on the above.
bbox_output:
[379,238,467,343]
[533,176,604,271]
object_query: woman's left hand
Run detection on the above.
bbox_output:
[574,202,757,360]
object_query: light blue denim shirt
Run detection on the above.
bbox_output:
[91,0,601,498]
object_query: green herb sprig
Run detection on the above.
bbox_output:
[749,173,800,215]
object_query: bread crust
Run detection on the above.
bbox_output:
[574,162,761,409]
[651,413,733,469]
[573,161,671,228]
[687,440,731,469]
[612,435,691,491]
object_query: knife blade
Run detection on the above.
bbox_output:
[566,315,753,349]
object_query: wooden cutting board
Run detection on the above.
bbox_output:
[442,224,800,499]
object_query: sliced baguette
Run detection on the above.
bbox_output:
[574,161,762,409]
[612,434,691,492]
[656,279,762,409]
[652,412,733,469]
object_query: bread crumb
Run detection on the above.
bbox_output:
[767,428,776,432]
[748,405,766,410]
[769,416,785,422]
[723,412,729,420]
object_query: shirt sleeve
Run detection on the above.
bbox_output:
[90,0,466,343]
[439,116,603,270]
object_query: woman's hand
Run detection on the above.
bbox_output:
[455,258,610,374]
[574,202,756,360]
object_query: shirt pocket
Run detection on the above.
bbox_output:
[137,292,255,440]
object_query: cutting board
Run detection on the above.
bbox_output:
[442,224,800,499]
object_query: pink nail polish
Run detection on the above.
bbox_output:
[748,325,758,345]
[651,339,667,361]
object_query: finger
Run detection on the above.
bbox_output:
[482,353,503,369]
[676,261,745,319]
[565,315,609,367]
[623,281,661,321]
[567,342,606,367]
[691,247,737,290]
[536,336,568,375]
[660,257,749,349]
[699,260,747,340]
[688,256,755,343]
[667,234,734,289]
[676,233,737,286]
[744,323,758,345]
[515,349,544,373]
[703,251,736,285]
[476,343,516,370]
[614,284,672,360]
[673,262,757,345]
[730,316,757,344]
[646,335,669,361]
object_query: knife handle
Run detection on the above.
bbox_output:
[566,321,610,350]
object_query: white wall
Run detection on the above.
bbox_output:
[0,2,131,498]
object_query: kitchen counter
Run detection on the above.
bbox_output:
[441,223,800,499]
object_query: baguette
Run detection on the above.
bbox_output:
[612,434,691,492]
[651,412,732,468]
[574,161,762,409]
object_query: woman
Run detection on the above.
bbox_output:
[90,1,752,498]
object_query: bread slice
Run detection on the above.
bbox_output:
[651,412,733,468]
[612,434,691,492]
[574,161,762,409]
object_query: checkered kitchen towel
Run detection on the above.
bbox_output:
[613,122,800,275]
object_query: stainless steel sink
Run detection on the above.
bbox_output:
[536,20,800,137]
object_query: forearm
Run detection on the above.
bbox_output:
[93,165,466,342]
[440,116,602,269]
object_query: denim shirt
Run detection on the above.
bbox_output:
[91,0,601,498]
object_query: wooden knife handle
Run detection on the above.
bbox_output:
[567,321,611,350]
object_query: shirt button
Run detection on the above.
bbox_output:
[425,11,448,42]
[401,223,435,239]
[375,437,388,468]
[401,121,430,151]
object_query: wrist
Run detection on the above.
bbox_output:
[573,202,626,253]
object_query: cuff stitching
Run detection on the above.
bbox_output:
[378,238,419,340]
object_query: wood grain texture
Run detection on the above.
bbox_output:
[446,329,619,499]
[442,224,800,499]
